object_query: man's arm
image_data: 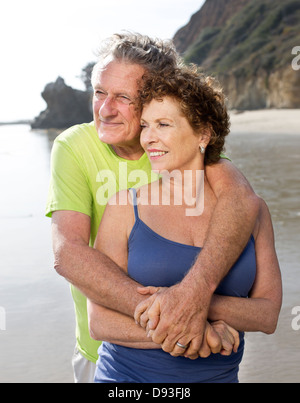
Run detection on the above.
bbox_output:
[51,210,144,316]
[86,192,225,357]
[49,134,145,316]
[209,198,282,334]
[139,199,282,337]
[135,160,260,358]
[200,159,259,288]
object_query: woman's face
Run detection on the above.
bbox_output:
[140,96,204,173]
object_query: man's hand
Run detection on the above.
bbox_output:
[134,282,212,359]
[135,286,240,360]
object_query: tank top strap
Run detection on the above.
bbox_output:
[129,188,139,221]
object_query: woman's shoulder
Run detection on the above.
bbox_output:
[105,180,161,220]
[132,180,161,206]
[108,188,132,206]
[99,189,136,239]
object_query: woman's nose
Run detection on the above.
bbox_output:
[141,126,158,146]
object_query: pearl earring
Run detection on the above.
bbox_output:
[200,146,205,154]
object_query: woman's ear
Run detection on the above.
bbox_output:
[198,125,212,149]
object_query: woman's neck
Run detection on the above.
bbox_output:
[160,168,205,216]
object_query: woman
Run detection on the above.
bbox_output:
[88,66,282,383]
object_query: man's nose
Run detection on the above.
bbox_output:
[99,96,117,117]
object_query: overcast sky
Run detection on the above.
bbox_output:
[0,0,205,121]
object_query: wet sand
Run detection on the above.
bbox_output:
[230,109,300,135]
[0,112,299,382]
[227,109,300,383]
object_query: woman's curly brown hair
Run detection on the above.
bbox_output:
[139,65,230,165]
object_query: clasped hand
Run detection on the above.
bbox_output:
[134,285,239,360]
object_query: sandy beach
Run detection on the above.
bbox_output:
[227,109,300,383]
[0,113,299,383]
[230,109,300,135]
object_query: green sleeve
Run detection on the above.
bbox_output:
[220,152,231,161]
[45,138,92,217]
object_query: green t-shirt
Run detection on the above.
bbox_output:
[46,121,156,363]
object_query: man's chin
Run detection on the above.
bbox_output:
[97,127,122,145]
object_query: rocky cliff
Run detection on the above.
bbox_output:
[173,0,251,54]
[31,77,93,129]
[173,0,300,109]
[33,0,300,129]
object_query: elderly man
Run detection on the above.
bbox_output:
[47,32,259,382]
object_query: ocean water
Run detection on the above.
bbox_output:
[0,123,299,383]
[226,127,300,383]
[0,125,75,383]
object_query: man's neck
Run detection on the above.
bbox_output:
[110,144,145,161]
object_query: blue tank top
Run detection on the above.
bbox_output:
[95,188,257,383]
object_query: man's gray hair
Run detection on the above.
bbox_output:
[91,31,183,84]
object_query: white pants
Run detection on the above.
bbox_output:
[72,347,96,383]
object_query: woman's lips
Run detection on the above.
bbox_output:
[148,149,168,159]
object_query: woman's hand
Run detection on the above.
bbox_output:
[135,286,163,331]
[210,320,240,356]
[182,320,239,360]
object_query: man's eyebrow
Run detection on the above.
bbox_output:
[93,86,132,98]
[93,84,104,90]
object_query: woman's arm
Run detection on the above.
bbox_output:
[88,299,240,356]
[134,159,260,358]
[88,190,239,355]
[208,198,282,334]
[87,300,160,349]
[87,190,160,349]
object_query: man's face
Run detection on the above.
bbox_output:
[92,60,145,157]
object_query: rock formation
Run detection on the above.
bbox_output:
[173,0,300,110]
[31,77,93,129]
[173,0,251,54]
[32,0,300,128]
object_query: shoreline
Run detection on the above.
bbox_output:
[0,120,32,126]
[1,109,299,135]
[1,116,299,383]
[230,109,300,135]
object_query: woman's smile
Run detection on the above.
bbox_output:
[148,149,169,160]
